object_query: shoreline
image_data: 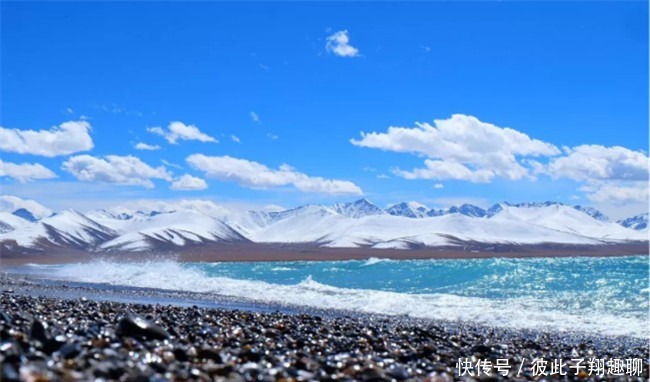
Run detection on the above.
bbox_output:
[1,242,647,266]
[1,273,648,381]
[2,272,648,345]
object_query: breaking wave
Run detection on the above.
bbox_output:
[22,256,650,339]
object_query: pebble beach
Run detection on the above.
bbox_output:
[1,274,648,381]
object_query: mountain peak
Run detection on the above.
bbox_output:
[387,201,429,218]
[448,204,487,218]
[332,199,384,219]
[618,213,649,231]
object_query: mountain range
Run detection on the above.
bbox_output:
[0,198,647,254]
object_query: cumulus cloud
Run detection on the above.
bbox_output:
[187,154,362,195]
[62,155,172,188]
[393,160,496,183]
[547,145,649,181]
[580,182,648,204]
[0,121,94,157]
[0,195,52,218]
[231,135,241,143]
[250,112,260,123]
[434,183,444,189]
[134,142,161,151]
[326,30,360,57]
[0,160,57,182]
[148,121,217,144]
[170,174,208,191]
[352,114,559,182]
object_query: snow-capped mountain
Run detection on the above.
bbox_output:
[0,198,647,253]
[489,203,639,241]
[386,202,429,218]
[0,212,32,234]
[448,204,487,218]
[98,210,247,251]
[572,205,610,222]
[1,210,118,250]
[331,199,385,218]
[618,213,648,231]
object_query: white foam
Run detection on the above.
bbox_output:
[35,260,650,339]
[362,257,392,266]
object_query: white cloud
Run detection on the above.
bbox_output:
[547,145,649,181]
[231,135,241,143]
[544,145,649,206]
[62,155,172,188]
[161,159,183,170]
[250,112,260,123]
[170,174,208,191]
[267,133,279,140]
[134,142,161,151]
[0,195,52,218]
[393,160,496,183]
[377,174,390,179]
[147,121,217,144]
[434,183,444,189]
[326,30,360,57]
[580,182,648,204]
[0,160,57,183]
[187,154,363,195]
[351,114,560,183]
[65,108,74,114]
[0,121,94,157]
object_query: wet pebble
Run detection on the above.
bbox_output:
[0,289,647,382]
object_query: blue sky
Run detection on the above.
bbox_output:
[1,1,648,218]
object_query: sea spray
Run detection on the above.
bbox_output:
[18,255,650,338]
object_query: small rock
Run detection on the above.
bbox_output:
[30,319,50,343]
[116,314,169,341]
[57,342,82,359]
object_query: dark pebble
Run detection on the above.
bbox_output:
[0,281,647,382]
[116,313,169,341]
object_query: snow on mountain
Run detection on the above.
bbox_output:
[248,203,623,248]
[0,212,32,233]
[248,205,350,243]
[331,199,385,219]
[573,205,610,222]
[448,204,487,218]
[386,202,429,218]
[0,198,647,252]
[0,210,118,249]
[490,204,645,241]
[323,213,603,249]
[486,203,505,217]
[99,209,247,251]
[618,213,649,231]
[387,202,487,218]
